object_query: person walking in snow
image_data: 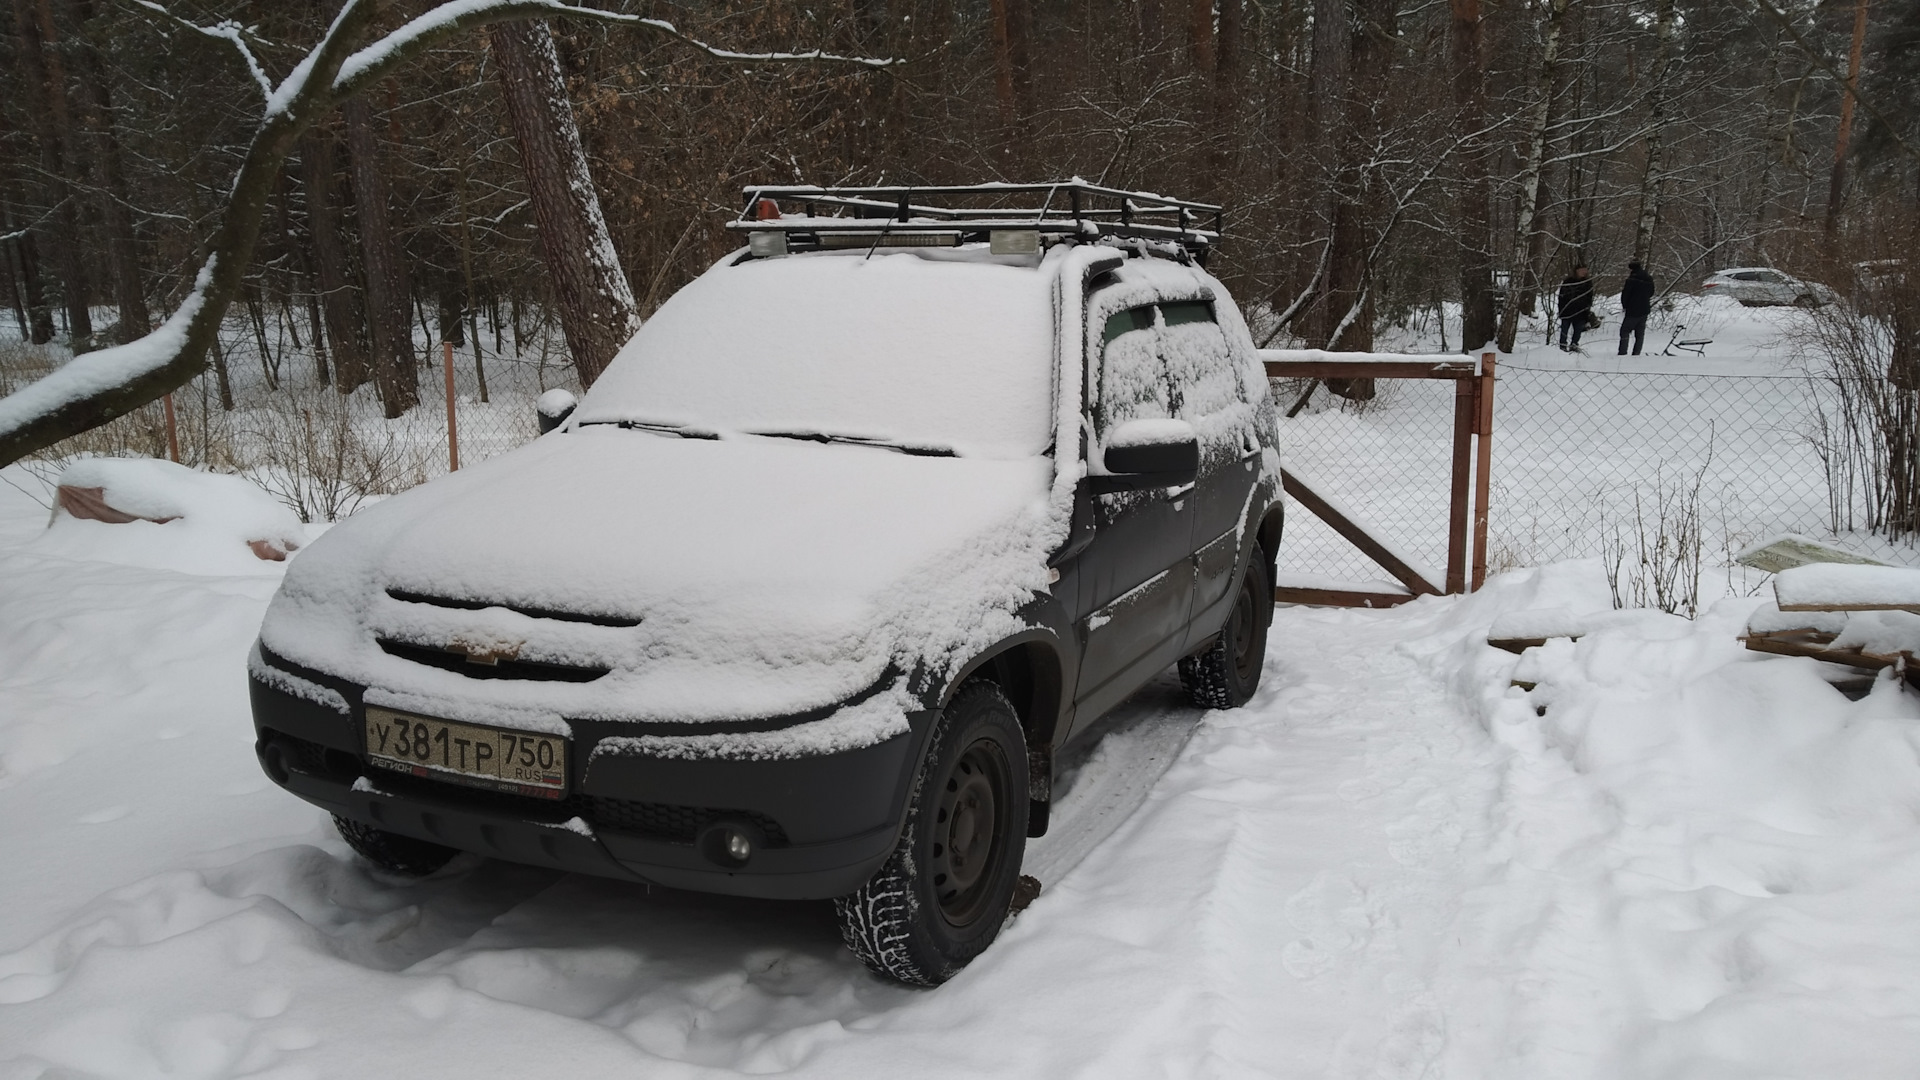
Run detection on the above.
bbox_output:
[1619,261,1655,356]
[1556,264,1593,351]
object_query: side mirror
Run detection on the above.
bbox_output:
[536,389,577,434]
[1093,418,1199,493]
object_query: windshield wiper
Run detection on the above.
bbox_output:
[748,430,957,457]
[579,419,719,440]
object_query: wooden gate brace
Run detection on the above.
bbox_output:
[1262,349,1497,608]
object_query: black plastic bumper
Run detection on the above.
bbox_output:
[249,671,929,900]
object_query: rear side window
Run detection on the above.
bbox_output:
[1160,300,1216,327]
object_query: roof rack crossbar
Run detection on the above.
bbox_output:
[732,180,1220,259]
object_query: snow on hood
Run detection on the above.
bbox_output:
[258,427,1057,733]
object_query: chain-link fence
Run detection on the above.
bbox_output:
[1271,362,1878,597]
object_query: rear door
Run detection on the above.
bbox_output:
[1073,298,1196,717]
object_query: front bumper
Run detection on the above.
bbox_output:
[250,666,930,900]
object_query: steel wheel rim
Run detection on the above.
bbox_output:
[930,739,1009,927]
[1231,574,1261,683]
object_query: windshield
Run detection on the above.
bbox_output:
[573,250,1059,459]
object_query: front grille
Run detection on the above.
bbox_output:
[577,796,789,847]
[281,732,791,849]
[386,588,641,628]
[376,638,610,682]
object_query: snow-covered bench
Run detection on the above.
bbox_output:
[1742,564,1920,690]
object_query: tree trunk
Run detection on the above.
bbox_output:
[301,129,369,393]
[1451,0,1496,353]
[65,0,146,342]
[1496,0,1570,353]
[343,96,418,418]
[2,198,54,343]
[488,20,638,387]
[12,0,92,346]
[989,0,1032,134]
[1204,0,1242,197]
[1301,0,1350,350]
[1632,0,1677,266]
[1826,0,1870,235]
[279,179,330,386]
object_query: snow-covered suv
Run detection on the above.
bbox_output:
[248,184,1283,984]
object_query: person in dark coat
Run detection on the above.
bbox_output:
[1619,261,1655,355]
[1557,264,1593,351]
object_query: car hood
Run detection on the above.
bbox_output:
[258,427,1061,732]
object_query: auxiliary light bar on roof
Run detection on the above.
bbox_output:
[726,180,1223,261]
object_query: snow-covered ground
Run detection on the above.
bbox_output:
[6,458,1920,1078]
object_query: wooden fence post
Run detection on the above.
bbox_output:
[1447,375,1476,593]
[442,339,460,472]
[162,393,180,463]
[1472,351,1496,590]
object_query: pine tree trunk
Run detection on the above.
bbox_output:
[343,97,418,418]
[12,0,92,346]
[301,130,369,393]
[1451,0,1495,354]
[488,20,638,387]
[2,198,54,343]
[65,0,146,342]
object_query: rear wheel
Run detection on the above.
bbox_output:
[333,815,458,876]
[836,681,1028,986]
[1179,548,1271,709]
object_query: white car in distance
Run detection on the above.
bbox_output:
[1702,267,1837,307]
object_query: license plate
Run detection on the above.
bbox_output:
[363,707,568,799]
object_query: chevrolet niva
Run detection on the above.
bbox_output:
[248,183,1284,985]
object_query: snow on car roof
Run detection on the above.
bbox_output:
[575,246,1062,459]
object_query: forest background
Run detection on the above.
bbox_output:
[1,0,1917,448]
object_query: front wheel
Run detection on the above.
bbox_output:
[836,681,1028,986]
[1180,547,1272,709]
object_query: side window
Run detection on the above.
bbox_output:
[1095,304,1170,437]
[1160,300,1215,327]
[1159,298,1240,421]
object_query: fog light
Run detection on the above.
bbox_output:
[698,820,762,869]
[259,740,289,785]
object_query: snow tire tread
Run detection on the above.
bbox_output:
[836,680,1026,986]
[333,815,458,876]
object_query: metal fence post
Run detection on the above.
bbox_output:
[442,339,460,472]
[1472,351,1496,590]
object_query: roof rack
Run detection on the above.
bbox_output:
[726,180,1222,262]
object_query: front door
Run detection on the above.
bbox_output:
[1160,298,1262,639]
[1073,299,1196,719]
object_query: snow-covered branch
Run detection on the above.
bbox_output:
[331,0,896,103]
[0,0,895,466]
[130,1,275,102]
